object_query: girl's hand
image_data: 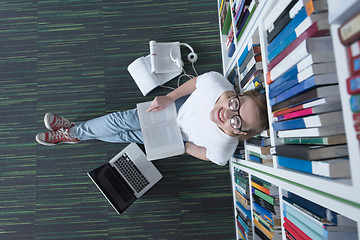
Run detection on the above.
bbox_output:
[147,96,174,112]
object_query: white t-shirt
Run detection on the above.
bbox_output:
[177,71,239,166]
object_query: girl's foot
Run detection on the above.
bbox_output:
[36,128,79,146]
[44,113,75,131]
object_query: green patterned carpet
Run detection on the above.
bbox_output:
[0,0,235,239]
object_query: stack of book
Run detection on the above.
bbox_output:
[338,11,360,144]
[246,130,271,165]
[264,0,350,178]
[238,34,265,93]
[228,66,240,93]
[246,142,272,166]
[283,191,358,240]
[233,0,259,42]
[219,0,235,57]
[251,176,281,240]
[219,0,260,58]
[234,168,252,240]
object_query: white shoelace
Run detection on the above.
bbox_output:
[53,116,73,129]
[48,128,71,141]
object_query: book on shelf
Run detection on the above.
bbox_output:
[236,5,250,38]
[264,0,295,39]
[279,135,347,146]
[268,52,335,97]
[277,156,351,178]
[254,225,280,240]
[253,202,281,228]
[240,60,263,83]
[236,0,258,41]
[252,187,279,206]
[246,143,271,155]
[266,0,301,43]
[267,0,327,44]
[269,71,338,106]
[266,36,333,85]
[268,15,330,69]
[243,73,264,92]
[347,39,360,75]
[237,201,252,220]
[347,73,360,95]
[285,191,357,226]
[283,196,335,225]
[272,111,344,131]
[253,210,280,235]
[236,192,251,211]
[283,217,312,240]
[274,102,342,121]
[227,40,236,57]
[237,213,252,240]
[253,193,280,218]
[253,218,281,240]
[241,66,263,88]
[234,0,251,25]
[274,144,348,161]
[283,199,357,239]
[338,11,360,46]
[241,69,263,89]
[238,35,260,67]
[247,136,271,147]
[277,124,345,138]
[347,40,360,75]
[271,85,340,112]
[266,0,328,54]
[251,176,279,196]
[350,94,360,112]
[221,2,232,34]
[239,50,262,73]
[267,6,329,62]
[272,96,341,117]
[249,153,273,165]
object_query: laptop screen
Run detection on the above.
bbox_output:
[88,163,136,214]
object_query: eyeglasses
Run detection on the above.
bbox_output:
[228,96,246,132]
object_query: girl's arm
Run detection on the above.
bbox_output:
[185,142,210,161]
[147,76,197,112]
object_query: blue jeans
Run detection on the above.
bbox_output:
[69,95,189,144]
[69,108,144,144]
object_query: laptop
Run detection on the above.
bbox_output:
[87,143,163,214]
[137,101,185,160]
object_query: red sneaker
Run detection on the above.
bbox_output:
[44,113,75,131]
[36,128,79,146]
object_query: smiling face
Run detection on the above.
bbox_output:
[210,91,263,138]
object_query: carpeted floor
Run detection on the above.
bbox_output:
[0,0,235,239]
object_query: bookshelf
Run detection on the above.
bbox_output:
[218,0,360,239]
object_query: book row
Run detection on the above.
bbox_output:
[219,0,260,58]
[263,0,349,178]
[338,11,360,143]
[232,166,358,240]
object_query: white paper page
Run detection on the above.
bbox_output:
[137,101,185,160]
[127,56,160,96]
[152,42,182,74]
[143,125,185,160]
[137,101,177,129]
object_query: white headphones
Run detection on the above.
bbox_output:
[170,42,198,69]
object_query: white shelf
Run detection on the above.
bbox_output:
[219,0,360,238]
[231,159,360,223]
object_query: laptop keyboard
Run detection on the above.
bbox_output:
[113,153,150,193]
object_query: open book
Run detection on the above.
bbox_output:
[128,55,182,96]
[137,101,185,160]
[149,41,182,73]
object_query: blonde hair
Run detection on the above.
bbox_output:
[239,91,269,139]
